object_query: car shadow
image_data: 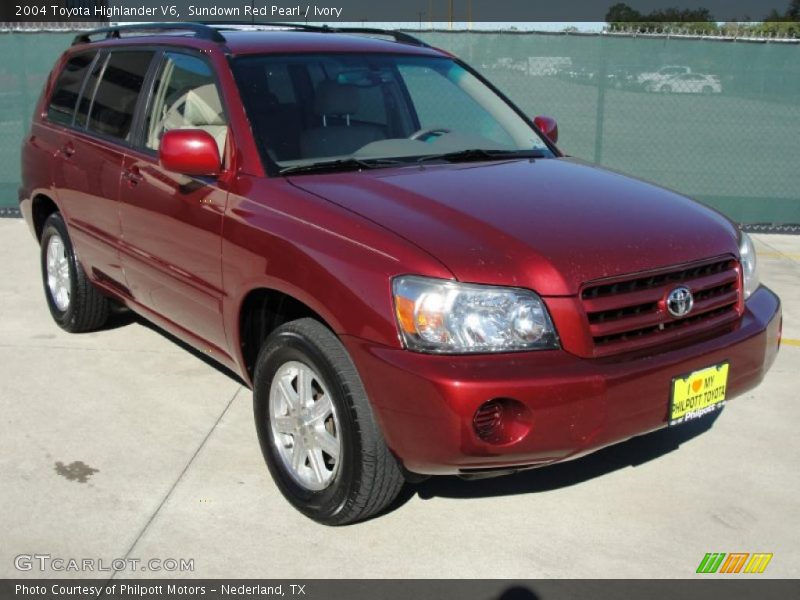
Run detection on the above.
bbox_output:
[98,307,722,517]
[100,307,247,386]
[101,305,138,330]
[497,586,541,600]
[408,409,721,502]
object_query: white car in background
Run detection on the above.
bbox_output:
[637,65,692,87]
[647,73,723,94]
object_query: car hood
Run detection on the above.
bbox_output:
[289,158,739,295]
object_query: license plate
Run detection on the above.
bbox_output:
[670,363,729,425]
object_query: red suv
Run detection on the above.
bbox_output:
[20,23,781,524]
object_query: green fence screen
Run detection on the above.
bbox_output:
[2,30,799,225]
[1,33,75,212]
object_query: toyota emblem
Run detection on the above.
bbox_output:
[666,286,694,318]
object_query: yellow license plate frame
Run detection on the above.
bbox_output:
[670,362,729,425]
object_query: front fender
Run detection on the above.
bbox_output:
[220,176,454,380]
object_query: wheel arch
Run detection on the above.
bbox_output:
[236,286,337,383]
[31,193,60,242]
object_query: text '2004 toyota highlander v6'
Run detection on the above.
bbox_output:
[20,23,781,524]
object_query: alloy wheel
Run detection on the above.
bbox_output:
[269,361,341,491]
[46,234,70,312]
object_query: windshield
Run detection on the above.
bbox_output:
[231,53,554,173]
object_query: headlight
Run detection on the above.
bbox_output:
[392,275,559,353]
[739,231,759,299]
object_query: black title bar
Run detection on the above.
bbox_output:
[2,580,800,600]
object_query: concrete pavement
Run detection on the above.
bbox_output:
[1,218,798,579]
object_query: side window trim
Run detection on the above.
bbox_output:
[69,51,100,128]
[80,51,109,130]
[128,48,166,151]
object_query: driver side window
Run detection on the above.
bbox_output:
[144,52,227,157]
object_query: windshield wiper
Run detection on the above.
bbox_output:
[279,157,404,176]
[279,150,544,175]
[417,148,546,165]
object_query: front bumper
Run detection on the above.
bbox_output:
[343,286,781,475]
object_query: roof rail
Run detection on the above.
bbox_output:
[72,22,226,45]
[70,21,430,49]
[206,21,430,47]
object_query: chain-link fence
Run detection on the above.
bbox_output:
[416,30,800,227]
[0,32,76,214]
[1,29,799,226]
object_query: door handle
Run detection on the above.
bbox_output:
[61,142,75,158]
[123,167,143,187]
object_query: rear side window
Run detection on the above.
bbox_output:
[47,52,96,126]
[87,51,154,141]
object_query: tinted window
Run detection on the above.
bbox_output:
[233,54,550,168]
[350,84,387,126]
[144,53,227,156]
[88,51,154,140]
[310,64,388,126]
[47,52,96,126]
[264,64,296,104]
[75,53,106,128]
[398,63,515,148]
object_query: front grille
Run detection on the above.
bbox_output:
[581,257,741,356]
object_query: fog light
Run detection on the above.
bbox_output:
[474,400,503,440]
[472,398,533,445]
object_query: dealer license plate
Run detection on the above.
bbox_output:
[670,363,729,425]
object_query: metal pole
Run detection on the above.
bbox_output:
[449,0,453,30]
[593,36,608,164]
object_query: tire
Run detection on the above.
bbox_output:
[253,318,404,525]
[702,86,713,94]
[660,84,672,94]
[40,212,109,333]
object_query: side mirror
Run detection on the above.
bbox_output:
[533,115,559,145]
[159,129,221,177]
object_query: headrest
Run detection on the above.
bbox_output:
[314,80,359,116]
[184,84,225,126]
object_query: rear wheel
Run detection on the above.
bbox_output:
[40,213,109,333]
[660,84,672,93]
[253,318,404,525]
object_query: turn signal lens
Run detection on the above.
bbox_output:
[739,231,759,299]
[392,275,559,353]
